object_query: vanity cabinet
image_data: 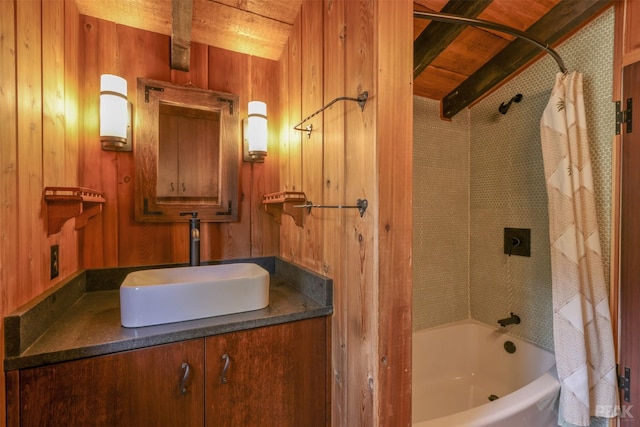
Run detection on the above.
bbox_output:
[206,316,327,427]
[13,339,205,426]
[7,318,327,426]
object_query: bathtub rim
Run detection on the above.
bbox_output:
[412,318,555,370]
[413,318,551,350]
[412,319,560,426]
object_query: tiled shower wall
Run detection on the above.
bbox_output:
[413,98,470,330]
[413,8,614,351]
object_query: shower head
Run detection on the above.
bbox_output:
[499,93,523,114]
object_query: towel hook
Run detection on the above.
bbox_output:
[293,92,369,138]
[499,94,523,115]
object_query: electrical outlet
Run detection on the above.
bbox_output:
[50,245,59,279]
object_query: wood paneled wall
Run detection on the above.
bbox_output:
[78,18,279,268]
[1,0,82,422]
[1,1,278,422]
[1,0,411,425]
[375,3,414,424]
[279,0,413,424]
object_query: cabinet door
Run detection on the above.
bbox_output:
[157,108,180,198]
[205,317,327,427]
[18,339,205,426]
[178,113,220,198]
[155,102,221,199]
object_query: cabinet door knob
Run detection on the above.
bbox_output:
[180,362,190,395]
[221,354,230,384]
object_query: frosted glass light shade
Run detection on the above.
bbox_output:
[100,74,129,150]
[247,101,267,161]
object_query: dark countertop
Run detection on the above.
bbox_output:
[4,257,332,371]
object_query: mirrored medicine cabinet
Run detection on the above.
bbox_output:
[134,78,239,222]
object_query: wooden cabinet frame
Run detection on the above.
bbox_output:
[134,78,240,222]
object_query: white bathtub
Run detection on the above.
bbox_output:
[412,319,560,427]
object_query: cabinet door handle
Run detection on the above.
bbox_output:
[180,362,190,395]
[182,182,186,192]
[170,182,175,192]
[221,354,230,384]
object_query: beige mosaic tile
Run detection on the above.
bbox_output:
[413,96,470,331]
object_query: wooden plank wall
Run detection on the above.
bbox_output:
[1,0,412,425]
[375,2,413,423]
[78,18,280,268]
[322,2,348,424]
[1,1,279,419]
[279,0,413,424]
[281,12,303,262]
[343,0,378,421]
[0,0,81,421]
[621,0,640,66]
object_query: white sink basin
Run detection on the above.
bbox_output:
[120,263,270,327]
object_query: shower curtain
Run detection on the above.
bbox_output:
[540,71,619,426]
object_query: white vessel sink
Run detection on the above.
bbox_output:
[120,263,270,327]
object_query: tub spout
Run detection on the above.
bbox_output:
[498,312,521,327]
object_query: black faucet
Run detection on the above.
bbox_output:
[179,211,200,266]
[497,312,521,327]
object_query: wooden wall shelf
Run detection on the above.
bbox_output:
[262,191,307,227]
[44,187,106,235]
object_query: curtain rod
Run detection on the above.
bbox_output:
[413,10,568,74]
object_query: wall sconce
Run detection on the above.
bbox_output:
[100,74,132,151]
[243,101,267,162]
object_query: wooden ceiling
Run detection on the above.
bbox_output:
[74,0,303,61]
[75,0,612,118]
[414,0,612,117]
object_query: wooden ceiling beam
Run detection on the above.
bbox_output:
[413,0,493,79]
[74,0,293,61]
[171,0,193,71]
[441,0,612,118]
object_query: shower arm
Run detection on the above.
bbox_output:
[413,11,568,74]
